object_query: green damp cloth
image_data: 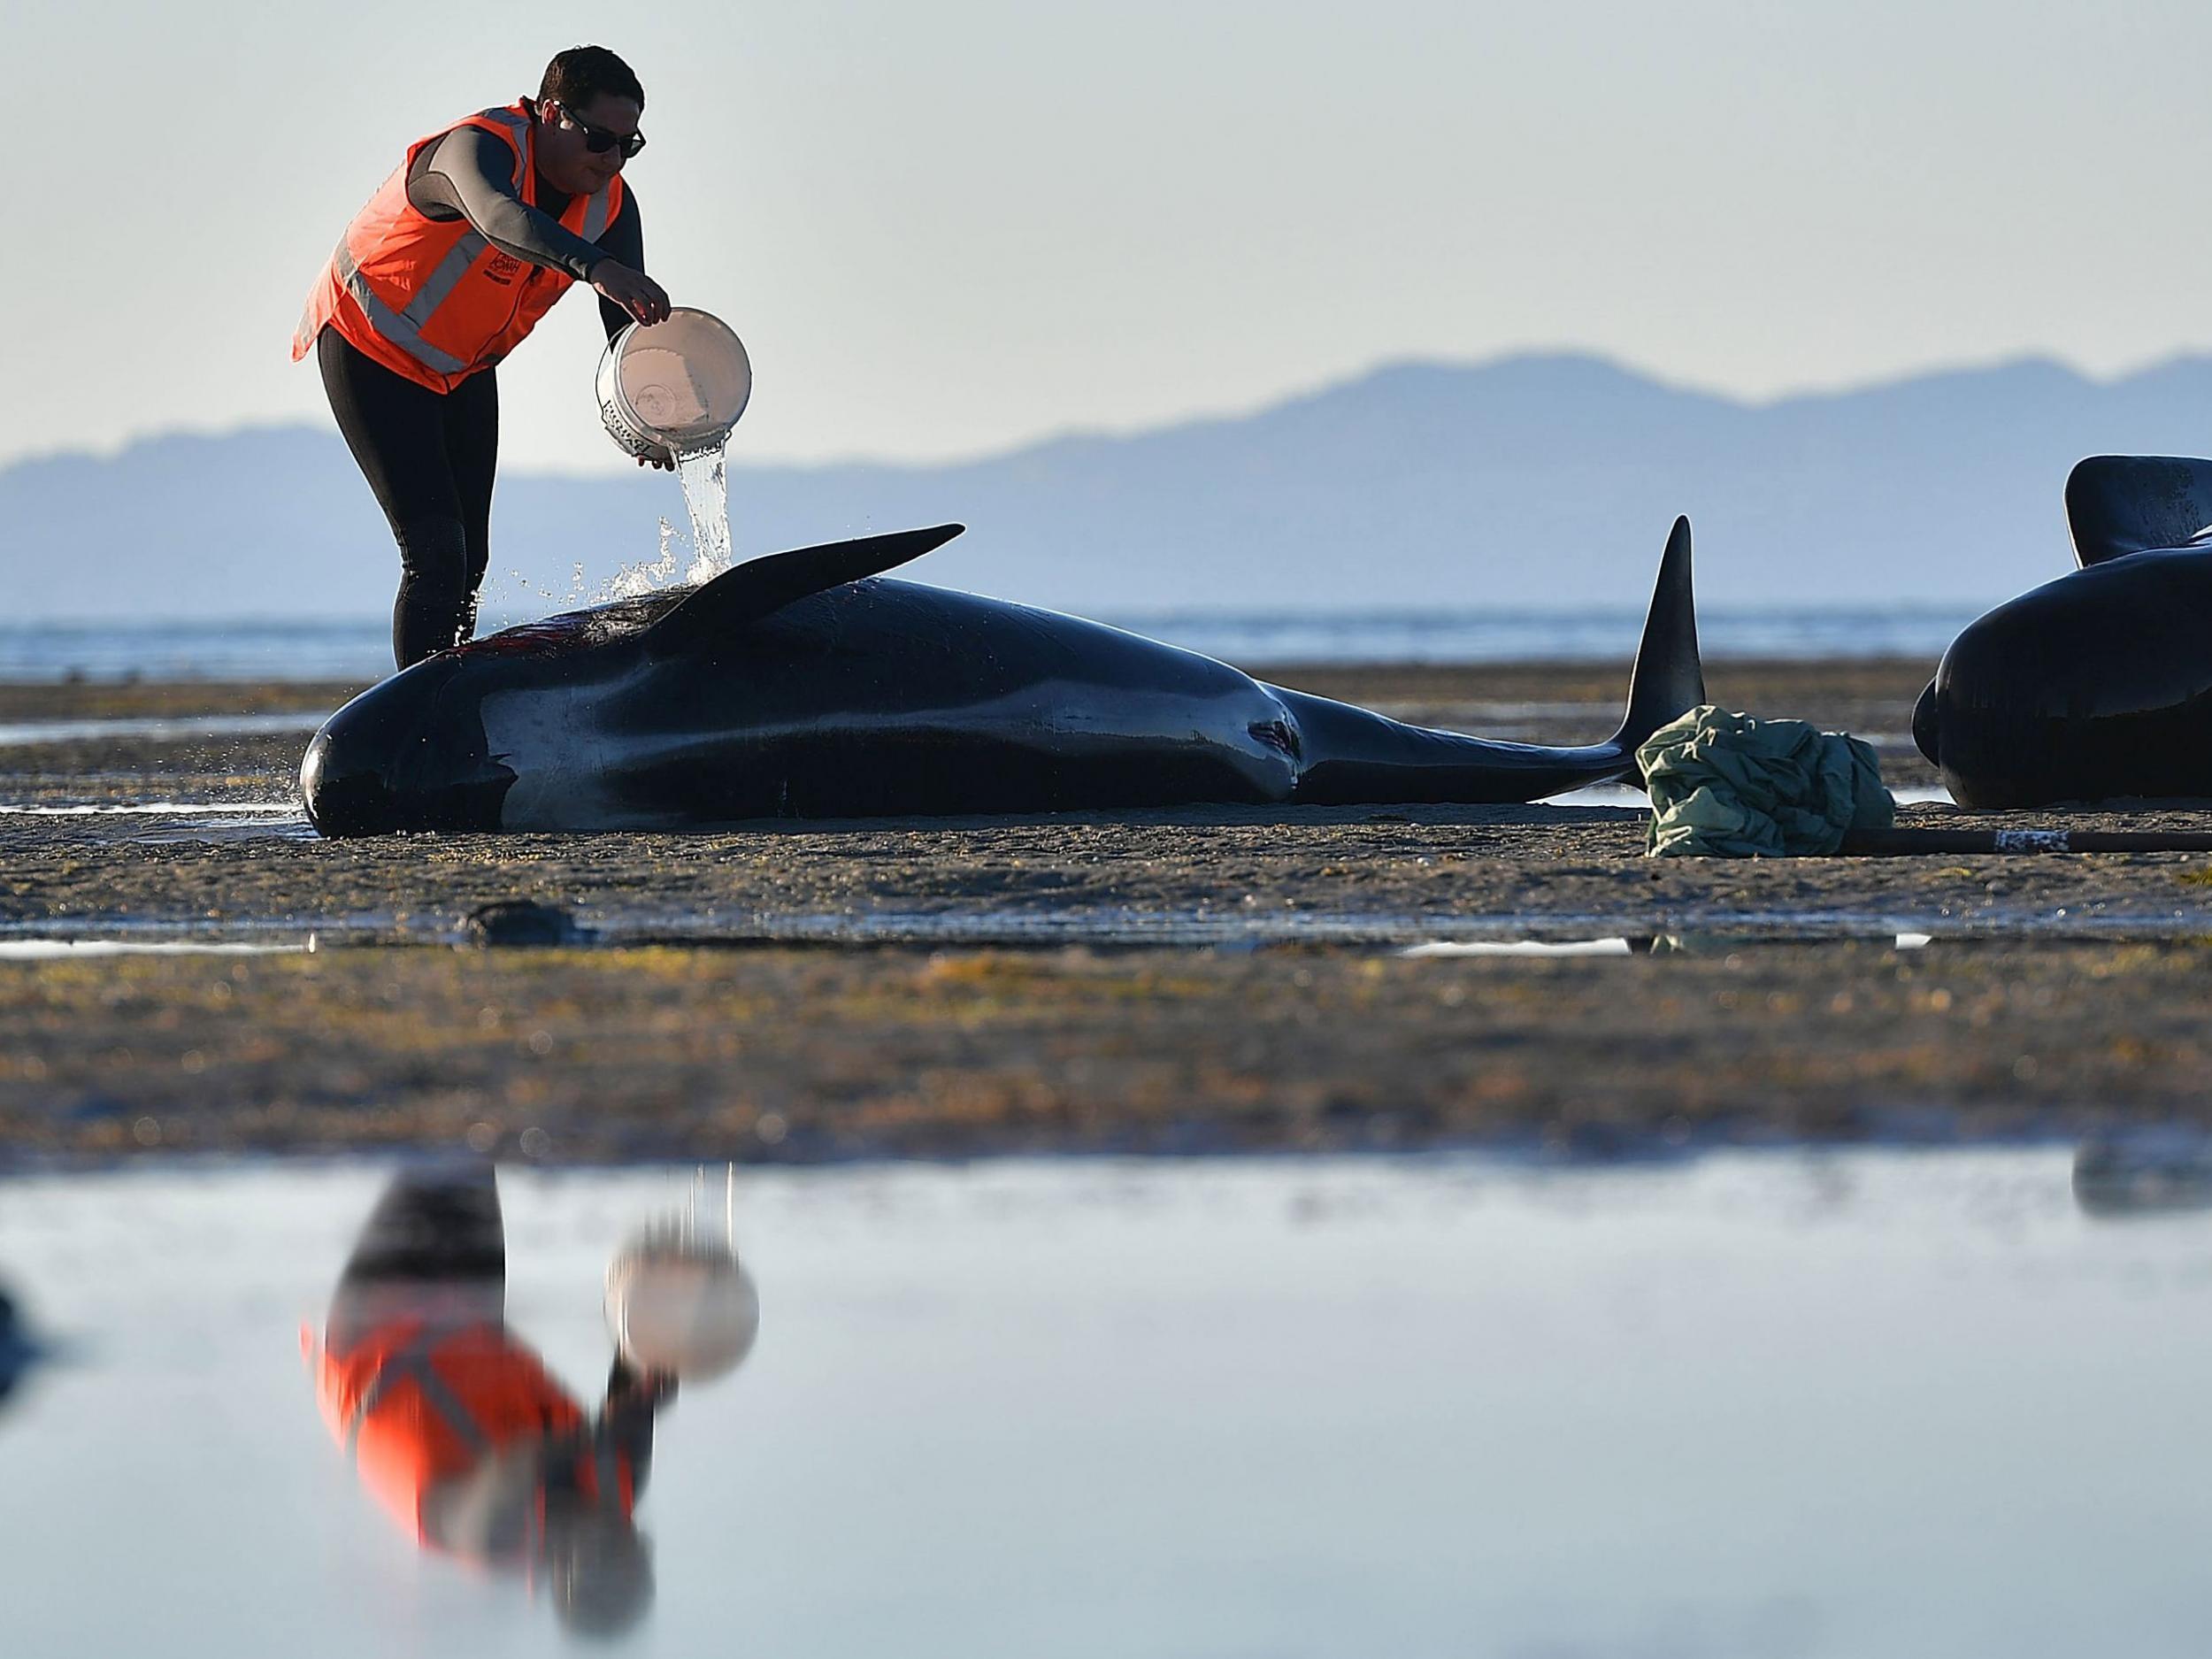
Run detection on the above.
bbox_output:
[1636,704,1894,858]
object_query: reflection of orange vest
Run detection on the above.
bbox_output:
[311,1317,634,1547]
[292,101,624,394]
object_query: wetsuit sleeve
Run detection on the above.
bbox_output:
[597,1390,658,1499]
[597,1357,666,1496]
[410,127,617,283]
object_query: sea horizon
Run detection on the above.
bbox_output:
[0,603,1975,683]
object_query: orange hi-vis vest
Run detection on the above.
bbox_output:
[293,101,624,395]
[310,1316,637,1549]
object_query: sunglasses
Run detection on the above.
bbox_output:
[553,103,647,160]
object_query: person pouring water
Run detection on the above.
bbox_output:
[294,46,672,669]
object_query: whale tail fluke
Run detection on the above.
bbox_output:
[1605,515,1705,756]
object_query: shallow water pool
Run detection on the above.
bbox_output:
[3,1149,2208,1655]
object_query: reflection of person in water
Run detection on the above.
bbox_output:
[305,1162,673,1639]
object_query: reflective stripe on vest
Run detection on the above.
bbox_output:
[580,186,614,242]
[331,241,472,377]
[397,230,488,329]
[342,1330,495,1459]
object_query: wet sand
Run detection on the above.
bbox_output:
[4,660,2210,1161]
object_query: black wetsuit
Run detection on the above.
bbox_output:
[317,113,644,667]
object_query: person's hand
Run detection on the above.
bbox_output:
[592,261,672,326]
[604,1357,679,1409]
[635,450,675,472]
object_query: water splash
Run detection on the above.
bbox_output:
[486,439,738,618]
[497,559,593,611]
[599,442,732,602]
[607,518,686,600]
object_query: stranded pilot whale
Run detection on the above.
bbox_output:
[302,518,1705,836]
[1915,456,2212,808]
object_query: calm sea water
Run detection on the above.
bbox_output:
[3,1148,2208,1657]
[0,607,1973,682]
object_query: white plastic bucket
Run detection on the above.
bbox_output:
[596,307,753,463]
[604,1225,760,1383]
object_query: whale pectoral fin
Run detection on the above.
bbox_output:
[2065,457,2212,567]
[643,524,966,657]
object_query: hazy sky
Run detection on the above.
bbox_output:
[14,0,2212,474]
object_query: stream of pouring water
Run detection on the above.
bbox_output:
[675,444,733,576]
[597,440,734,601]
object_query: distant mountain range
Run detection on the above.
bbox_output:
[8,351,2212,622]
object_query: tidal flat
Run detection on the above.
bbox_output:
[3,659,2209,1161]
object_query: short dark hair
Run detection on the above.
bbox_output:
[539,46,644,113]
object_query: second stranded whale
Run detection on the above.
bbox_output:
[1916,456,2212,807]
[302,519,1704,836]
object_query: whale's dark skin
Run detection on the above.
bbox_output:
[0,1286,44,1411]
[1915,457,2212,808]
[302,518,1705,836]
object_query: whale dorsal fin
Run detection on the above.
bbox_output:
[643,523,965,657]
[2065,457,2212,567]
